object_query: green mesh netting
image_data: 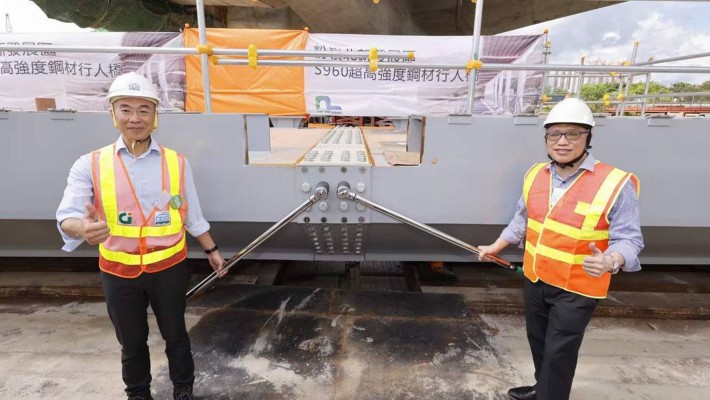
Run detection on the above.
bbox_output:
[31,0,216,32]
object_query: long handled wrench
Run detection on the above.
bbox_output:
[336,182,523,273]
[186,182,330,300]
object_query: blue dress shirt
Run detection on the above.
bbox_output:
[500,153,644,272]
[56,137,210,252]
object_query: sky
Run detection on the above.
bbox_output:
[506,1,710,85]
[2,0,709,84]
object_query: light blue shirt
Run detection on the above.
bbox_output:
[56,136,210,252]
[500,153,644,272]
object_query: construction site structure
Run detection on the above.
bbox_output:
[0,0,709,270]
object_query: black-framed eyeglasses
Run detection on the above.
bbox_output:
[545,130,589,141]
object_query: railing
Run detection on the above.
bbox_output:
[1,0,710,117]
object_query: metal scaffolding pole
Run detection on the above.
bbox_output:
[619,41,639,115]
[641,56,653,116]
[0,44,199,55]
[466,0,484,114]
[538,29,551,111]
[2,43,707,76]
[577,56,586,95]
[212,49,412,59]
[635,51,710,66]
[196,0,213,113]
[0,44,411,59]
[214,58,710,74]
[628,90,710,99]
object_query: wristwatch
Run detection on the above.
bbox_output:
[608,254,621,274]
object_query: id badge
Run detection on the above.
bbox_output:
[153,190,171,210]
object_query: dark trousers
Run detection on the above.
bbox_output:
[524,279,598,400]
[101,261,194,397]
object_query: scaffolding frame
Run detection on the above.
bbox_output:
[1,0,710,115]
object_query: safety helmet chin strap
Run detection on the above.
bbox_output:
[548,150,587,169]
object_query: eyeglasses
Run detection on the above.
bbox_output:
[116,107,155,119]
[545,130,589,142]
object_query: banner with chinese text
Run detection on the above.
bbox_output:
[304,34,543,116]
[0,32,183,111]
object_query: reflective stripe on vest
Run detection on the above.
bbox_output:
[522,161,638,298]
[98,146,183,237]
[92,144,186,277]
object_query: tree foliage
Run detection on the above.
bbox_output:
[579,80,709,103]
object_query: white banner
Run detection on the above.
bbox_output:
[305,34,544,116]
[0,32,184,111]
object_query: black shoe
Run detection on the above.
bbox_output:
[507,385,536,400]
[174,384,195,400]
[128,393,154,400]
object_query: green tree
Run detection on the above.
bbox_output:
[669,82,698,102]
[669,82,697,92]
[696,81,710,102]
[543,86,570,96]
[580,82,618,101]
[627,81,667,96]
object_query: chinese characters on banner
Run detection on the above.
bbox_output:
[305,34,544,116]
[0,32,184,111]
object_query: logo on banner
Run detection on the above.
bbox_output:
[118,212,133,225]
[155,211,171,226]
[315,96,342,114]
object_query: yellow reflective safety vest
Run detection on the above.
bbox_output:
[91,144,187,278]
[522,161,639,298]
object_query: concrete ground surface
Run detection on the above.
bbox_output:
[1,285,708,400]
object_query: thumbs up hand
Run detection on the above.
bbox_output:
[82,203,110,245]
[582,242,611,277]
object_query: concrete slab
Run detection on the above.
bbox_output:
[1,286,709,399]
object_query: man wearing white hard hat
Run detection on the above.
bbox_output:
[479,98,644,400]
[56,72,225,400]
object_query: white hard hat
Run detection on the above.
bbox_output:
[543,97,595,128]
[107,72,160,105]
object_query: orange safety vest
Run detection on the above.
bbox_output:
[91,144,188,278]
[522,161,639,298]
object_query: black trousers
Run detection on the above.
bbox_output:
[101,261,194,397]
[524,279,598,400]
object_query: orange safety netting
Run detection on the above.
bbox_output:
[183,28,308,115]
